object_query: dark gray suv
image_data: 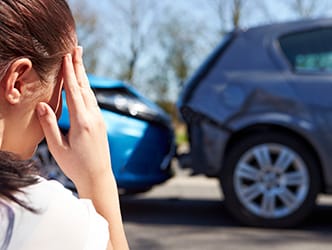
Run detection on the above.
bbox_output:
[178,18,332,227]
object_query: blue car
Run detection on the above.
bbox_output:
[34,75,175,193]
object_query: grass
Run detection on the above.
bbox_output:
[175,122,188,146]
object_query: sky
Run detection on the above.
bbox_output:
[68,0,332,101]
[88,0,332,27]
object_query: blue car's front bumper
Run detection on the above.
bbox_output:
[102,110,174,189]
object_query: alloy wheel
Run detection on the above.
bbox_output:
[234,143,309,219]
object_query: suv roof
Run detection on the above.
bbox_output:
[179,18,332,106]
[246,18,332,39]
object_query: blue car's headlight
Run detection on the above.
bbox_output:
[94,88,171,126]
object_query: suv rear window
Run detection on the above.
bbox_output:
[279,28,332,73]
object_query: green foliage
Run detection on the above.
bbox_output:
[175,126,189,145]
[156,100,188,146]
[156,100,178,122]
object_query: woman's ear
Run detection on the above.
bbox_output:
[1,58,33,105]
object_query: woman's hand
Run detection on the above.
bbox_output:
[36,47,129,249]
[36,47,112,191]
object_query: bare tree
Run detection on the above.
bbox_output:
[68,0,108,74]
[232,0,244,29]
[209,0,247,35]
[107,0,157,84]
[291,0,318,17]
[153,7,211,101]
[286,0,331,18]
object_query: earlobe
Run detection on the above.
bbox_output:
[6,80,21,105]
[1,58,33,105]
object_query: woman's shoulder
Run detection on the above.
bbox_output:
[24,176,73,202]
[6,176,109,250]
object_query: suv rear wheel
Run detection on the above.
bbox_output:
[221,132,321,227]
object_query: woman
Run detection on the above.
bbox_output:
[0,0,129,249]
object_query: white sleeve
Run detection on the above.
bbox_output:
[81,199,109,250]
[9,178,110,250]
[45,181,110,250]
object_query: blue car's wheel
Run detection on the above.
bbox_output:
[221,131,321,228]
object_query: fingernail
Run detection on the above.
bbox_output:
[37,103,46,117]
[66,53,72,61]
[78,46,83,57]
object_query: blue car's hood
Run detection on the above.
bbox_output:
[59,74,171,129]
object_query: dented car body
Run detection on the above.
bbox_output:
[178,18,332,227]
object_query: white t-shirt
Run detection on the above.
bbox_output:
[0,177,109,250]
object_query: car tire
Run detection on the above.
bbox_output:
[220,131,321,228]
[33,142,76,192]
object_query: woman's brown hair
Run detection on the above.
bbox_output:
[0,0,76,209]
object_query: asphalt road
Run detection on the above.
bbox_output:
[121,168,332,250]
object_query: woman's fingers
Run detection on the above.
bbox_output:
[73,47,90,89]
[63,53,85,118]
[72,47,99,108]
[36,102,66,155]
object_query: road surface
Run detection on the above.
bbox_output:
[121,167,332,250]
